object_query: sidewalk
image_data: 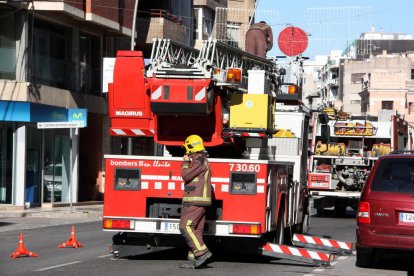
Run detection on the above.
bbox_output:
[0,204,103,233]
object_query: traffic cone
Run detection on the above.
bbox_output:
[58,225,83,248]
[10,233,39,259]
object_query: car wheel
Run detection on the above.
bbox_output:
[356,246,373,268]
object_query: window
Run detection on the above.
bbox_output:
[351,73,364,84]
[372,159,414,193]
[409,102,414,114]
[382,101,393,110]
[80,33,102,95]
[411,69,414,80]
[226,22,241,47]
[0,9,16,79]
[32,19,72,89]
[193,8,200,40]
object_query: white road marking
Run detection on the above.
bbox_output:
[97,254,113,258]
[34,261,83,271]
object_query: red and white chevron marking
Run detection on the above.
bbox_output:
[151,86,206,101]
[241,133,267,137]
[293,233,354,251]
[110,128,155,136]
[263,243,331,262]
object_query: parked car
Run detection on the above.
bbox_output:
[43,163,62,201]
[356,152,414,267]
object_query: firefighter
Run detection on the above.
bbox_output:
[179,134,213,269]
[245,21,273,58]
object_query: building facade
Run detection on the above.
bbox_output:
[358,52,414,122]
[317,31,414,117]
[0,1,133,207]
[302,55,328,110]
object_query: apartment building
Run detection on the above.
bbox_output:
[317,31,414,118]
[341,31,414,114]
[358,52,414,123]
[0,1,133,208]
[317,50,342,110]
[302,55,328,110]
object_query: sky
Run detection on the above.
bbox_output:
[256,0,414,59]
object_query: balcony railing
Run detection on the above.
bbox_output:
[135,10,187,46]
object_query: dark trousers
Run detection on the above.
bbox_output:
[179,205,208,257]
[245,29,268,58]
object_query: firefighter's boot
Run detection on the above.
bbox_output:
[194,250,212,268]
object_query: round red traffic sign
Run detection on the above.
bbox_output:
[277,26,308,56]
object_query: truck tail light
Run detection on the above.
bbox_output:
[288,85,297,94]
[226,68,242,82]
[103,218,134,230]
[357,201,370,224]
[230,224,261,235]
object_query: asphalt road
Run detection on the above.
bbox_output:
[0,210,409,275]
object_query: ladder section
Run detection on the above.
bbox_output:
[146,38,280,83]
[146,39,202,78]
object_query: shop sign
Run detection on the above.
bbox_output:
[37,121,85,129]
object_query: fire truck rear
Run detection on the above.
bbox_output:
[102,39,321,263]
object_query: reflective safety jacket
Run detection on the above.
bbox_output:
[181,152,212,206]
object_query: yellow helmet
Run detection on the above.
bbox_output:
[183,135,205,154]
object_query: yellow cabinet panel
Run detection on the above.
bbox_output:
[229,94,273,129]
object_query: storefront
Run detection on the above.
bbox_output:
[0,101,86,207]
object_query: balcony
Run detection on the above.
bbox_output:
[193,0,227,9]
[135,10,187,48]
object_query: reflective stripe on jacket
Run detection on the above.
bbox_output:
[181,153,212,206]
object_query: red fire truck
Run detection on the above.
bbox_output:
[102,39,339,266]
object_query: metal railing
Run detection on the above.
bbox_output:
[147,38,280,81]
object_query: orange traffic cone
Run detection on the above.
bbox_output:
[58,225,83,248]
[10,233,39,259]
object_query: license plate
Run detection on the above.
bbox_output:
[399,212,414,223]
[161,222,180,232]
[309,182,329,188]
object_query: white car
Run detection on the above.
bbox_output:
[44,164,62,200]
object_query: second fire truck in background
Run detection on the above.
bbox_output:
[308,109,413,216]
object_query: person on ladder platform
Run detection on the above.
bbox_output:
[179,135,213,269]
[245,21,273,58]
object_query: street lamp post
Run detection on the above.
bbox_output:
[128,0,139,155]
